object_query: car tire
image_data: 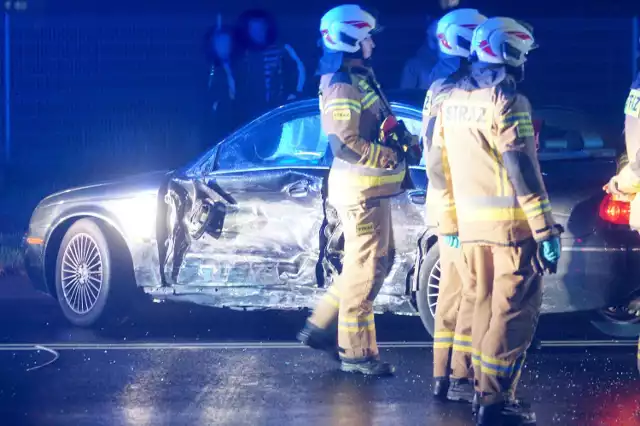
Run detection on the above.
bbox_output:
[55,218,130,327]
[416,243,440,337]
[589,312,640,338]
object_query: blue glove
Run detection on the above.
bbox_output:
[541,237,561,263]
[443,235,460,249]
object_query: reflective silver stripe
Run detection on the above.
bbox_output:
[332,157,405,178]
[457,195,519,209]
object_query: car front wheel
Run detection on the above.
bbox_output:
[55,218,128,327]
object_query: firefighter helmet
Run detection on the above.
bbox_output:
[435,8,487,57]
[320,5,378,53]
[471,17,537,67]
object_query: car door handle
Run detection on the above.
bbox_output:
[286,180,309,198]
[408,190,426,205]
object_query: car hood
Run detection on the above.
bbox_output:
[39,170,172,207]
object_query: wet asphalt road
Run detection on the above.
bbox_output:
[0,278,639,425]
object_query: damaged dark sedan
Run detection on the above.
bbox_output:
[23,96,640,337]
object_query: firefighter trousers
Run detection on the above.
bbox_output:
[432,240,475,380]
[462,240,542,405]
[308,198,394,360]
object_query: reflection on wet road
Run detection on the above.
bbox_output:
[0,346,638,426]
[0,283,638,425]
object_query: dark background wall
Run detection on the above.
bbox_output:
[1,1,638,187]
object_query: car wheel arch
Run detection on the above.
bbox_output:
[413,231,439,294]
[44,214,134,297]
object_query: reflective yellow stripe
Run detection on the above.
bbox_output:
[321,289,340,307]
[500,112,531,128]
[481,364,511,377]
[453,344,473,353]
[452,333,472,353]
[323,98,361,114]
[516,124,534,137]
[366,144,380,168]
[480,354,513,378]
[434,331,454,349]
[324,105,361,116]
[330,168,406,188]
[358,80,370,90]
[481,354,511,367]
[523,199,552,219]
[500,112,534,138]
[362,94,380,110]
[338,313,375,332]
[472,351,481,367]
[454,334,471,342]
[458,207,527,221]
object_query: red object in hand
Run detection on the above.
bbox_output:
[599,193,631,225]
[533,119,543,151]
[380,116,400,143]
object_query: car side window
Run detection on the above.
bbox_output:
[216,113,329,170]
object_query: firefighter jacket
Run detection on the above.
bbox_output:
[422,59,467,228]
[320,62,406,206]
[428,65,557,246]
[609,72,640,229]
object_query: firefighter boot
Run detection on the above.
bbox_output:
[340,357,395,376]
[476,400,536,426]
[297,321,339,361]
[446,377,474,403]
[432,377,449,400]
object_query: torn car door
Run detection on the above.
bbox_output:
[163,178,228,286]
[165,168,325,290]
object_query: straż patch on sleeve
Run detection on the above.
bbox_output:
[333,109,352,120]
[356,222,374,236]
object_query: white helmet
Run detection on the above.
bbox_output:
[471,17,537,67]
[436,8,487,57]
[320,5,377,53]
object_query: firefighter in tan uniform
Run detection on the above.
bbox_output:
[429,18,562,425]
[604,69,640,374]
[297,5,419,376]
[421,8,487,403]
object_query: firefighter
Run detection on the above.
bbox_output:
[603,63,640,375]
[421,8,487,403]
[428,18,562,425]
[296,4,413,376]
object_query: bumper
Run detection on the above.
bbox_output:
[23,237,49,295]
[541,230,638,314]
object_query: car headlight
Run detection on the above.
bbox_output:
[108,193,158,241]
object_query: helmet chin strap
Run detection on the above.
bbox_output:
[506,64,525,83]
